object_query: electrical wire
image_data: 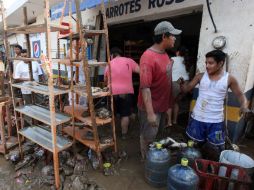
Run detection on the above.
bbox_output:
[206,0,217,33]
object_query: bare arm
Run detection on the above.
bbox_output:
[228,75,248,112]
[180,73,204,93]
[141,88,157,126]
[134,65,140,74]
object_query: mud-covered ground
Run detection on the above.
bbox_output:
[0,113,254,190]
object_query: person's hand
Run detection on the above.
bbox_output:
[147,113,157,127]
[177,77,184,85]
[240,107,250,119]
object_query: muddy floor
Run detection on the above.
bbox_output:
[0,114,254,190]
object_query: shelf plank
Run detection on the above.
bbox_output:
[64,105,111,126]
[19,126,72,152]
[7,23,69,34]
[76,115,112,126]
[83,29,106,37]
[63,126,114,151]
[15,105,71,126]
[12,82,70,96]
[8,57,40,62]
[74,85,110,98]
[72,61,107,67]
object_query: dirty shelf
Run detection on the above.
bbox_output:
[15,105,71,126]
[12,82,70,96]
[74,85,110,98]
[63,126,114,151]
[19,126,72,152]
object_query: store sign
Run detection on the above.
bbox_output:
[106,0,186,19]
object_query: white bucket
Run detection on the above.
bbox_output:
[220,150,254,175]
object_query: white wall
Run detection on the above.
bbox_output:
[197,0,254,92]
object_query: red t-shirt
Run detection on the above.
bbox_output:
[138,49,172,113]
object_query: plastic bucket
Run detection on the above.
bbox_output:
[220,150,254,176]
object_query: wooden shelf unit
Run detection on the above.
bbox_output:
[62,0,117,166]
[1,0,72,189]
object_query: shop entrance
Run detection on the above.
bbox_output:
[108,11,203,123]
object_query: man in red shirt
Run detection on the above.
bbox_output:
[138,21,182,159]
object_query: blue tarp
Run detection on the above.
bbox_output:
[50,0,109,20]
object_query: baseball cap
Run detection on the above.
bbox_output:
[154,21,182,35]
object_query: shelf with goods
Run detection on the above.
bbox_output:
[1,0,72,189]
[62,0,117,166]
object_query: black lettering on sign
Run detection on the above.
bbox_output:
[124,2,130,14]
[135,0,141,11]
[149,0,156,9]
[106,8,110,18]
[119,4,124,15]
[110,7,114,18]
[114,5,119,17]
[175,0,185,3]
[157,0,165,8]
[165,0,174,5]
[130,0,135,13]
[106,0,186,19]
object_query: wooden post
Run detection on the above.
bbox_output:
[44,0,60,189]
[101,1,117,152]
[0,105,6,154]
[23,7,33,81]
[74,0,102,162]
[0,1,23,157]
[68,0,75,144]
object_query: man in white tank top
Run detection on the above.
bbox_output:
[180,50,248,157]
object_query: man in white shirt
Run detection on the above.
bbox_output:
[13,44,22,75]
[14,49,43,104]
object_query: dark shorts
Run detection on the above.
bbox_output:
[186,117,225,146]
[138,109,166,142]
[114,94,132,117]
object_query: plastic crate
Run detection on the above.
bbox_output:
[194,159,252,190]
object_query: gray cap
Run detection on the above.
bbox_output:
[154,21,182,35]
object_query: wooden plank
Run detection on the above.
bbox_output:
[15,105,71,126]
[7,23,69,34]
[74,86,110,98]
[44,0,60,188]
[76,115,112,127]
[12,82,70,96]
[19,126,72,152]
[73,61,107,67]
[8,57,40,62]
[83,29,106,37]
[101,1,117,153]
[63,126,114,151]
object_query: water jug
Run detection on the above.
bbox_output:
[177,140,202,168]
[168,158,199,190]
[145,143,170,187]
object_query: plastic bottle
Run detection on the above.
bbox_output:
[145,143,170,187]
[168,158,199,190]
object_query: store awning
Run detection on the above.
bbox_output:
[51,0,109,21]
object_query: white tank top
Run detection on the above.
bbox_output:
[192,71,229,123]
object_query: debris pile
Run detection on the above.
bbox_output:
[6,141,128,190]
